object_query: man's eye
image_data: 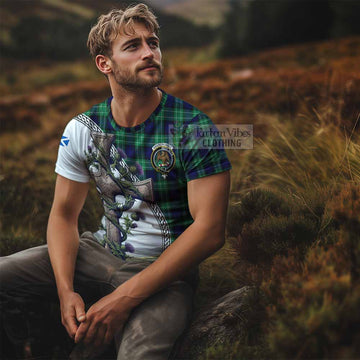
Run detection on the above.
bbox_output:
[126,44,138,50]
[149,41,159,49]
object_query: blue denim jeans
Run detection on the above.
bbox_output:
[0,232,198,359]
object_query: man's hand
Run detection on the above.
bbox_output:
[74,291,136,350]
[59,291,86,340]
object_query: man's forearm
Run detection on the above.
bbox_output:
[46,176,89,299]
[113,220,224,304]
[47,213,80,297]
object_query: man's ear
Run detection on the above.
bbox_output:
[95,55,112,75]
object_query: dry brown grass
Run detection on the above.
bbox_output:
[1,36,360,358]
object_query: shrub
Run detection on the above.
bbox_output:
[239,214,318,264]
[330,183,360,283]
[229,188,333,265]
[227,188,291,238]
[263,244,360,359]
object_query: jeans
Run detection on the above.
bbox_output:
[0,232,198,359]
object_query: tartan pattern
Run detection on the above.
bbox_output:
[82,89,232,255]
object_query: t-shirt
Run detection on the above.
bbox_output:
[55,89,232,260]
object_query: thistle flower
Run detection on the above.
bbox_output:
[136,211,146,220]
[125,242,135,253]
[135,162,144,176]
[117,148,127,160]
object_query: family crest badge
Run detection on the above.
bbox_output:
[151,143,176,179]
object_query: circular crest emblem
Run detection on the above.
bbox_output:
[151,143,176,179]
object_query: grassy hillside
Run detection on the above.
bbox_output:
[0,0,216,59]
[1,36,359,358]
[148,0,229,27]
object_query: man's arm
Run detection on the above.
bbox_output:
[47,174,89,339]
[75,170,231,347]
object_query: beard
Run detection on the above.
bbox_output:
[112,61,163,90]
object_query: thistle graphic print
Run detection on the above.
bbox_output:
[85,133,147,259]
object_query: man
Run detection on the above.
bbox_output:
[1,3,231,359]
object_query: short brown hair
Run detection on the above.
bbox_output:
[87,3,159,58]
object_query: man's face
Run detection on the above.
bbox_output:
[109,22,163,90]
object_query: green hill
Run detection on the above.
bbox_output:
[0,0,216,59]
[148,0,229,27]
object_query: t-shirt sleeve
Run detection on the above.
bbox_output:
[55,119,91,183]
[179,113,232,181]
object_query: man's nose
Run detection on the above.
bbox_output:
[141,42,154,60]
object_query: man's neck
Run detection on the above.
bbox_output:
[110,86,162,128]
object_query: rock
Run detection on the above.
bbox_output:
[172,286,264,359]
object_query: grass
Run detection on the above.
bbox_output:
[0,59,102,96]
[239,111,358,193]
[1,37,360,358]
[219,101,359,359]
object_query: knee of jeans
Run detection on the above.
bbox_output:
[134,282,193,332]
[0,257,15,290]
[0,259,19,312]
